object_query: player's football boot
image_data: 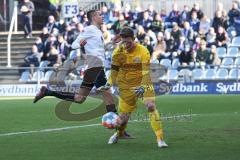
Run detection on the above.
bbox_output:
[33,86,47,103]
[108,132,119,144]
[119,131,136,139]
[157,140,168,148]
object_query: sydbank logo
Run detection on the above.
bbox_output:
[216,82,240,93]
[172,83,208,93]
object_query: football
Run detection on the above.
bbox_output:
[102,112,120,129]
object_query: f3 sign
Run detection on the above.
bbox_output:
[62,1,79,18]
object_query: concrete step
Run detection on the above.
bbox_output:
[0,45,33,50]
[0,41,34,45]
[0,49,31,54]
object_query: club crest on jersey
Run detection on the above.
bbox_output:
[133,57,141,63]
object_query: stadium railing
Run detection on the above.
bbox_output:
[7,1,18,68]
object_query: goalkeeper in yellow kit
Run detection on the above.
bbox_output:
[99,27,168,148]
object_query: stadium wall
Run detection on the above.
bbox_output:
[1,82,240,96]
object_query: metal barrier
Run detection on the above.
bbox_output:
[7,1,18,68]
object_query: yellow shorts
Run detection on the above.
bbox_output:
[118,84,155,113]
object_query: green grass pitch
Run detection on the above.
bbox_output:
[0,95,240,160]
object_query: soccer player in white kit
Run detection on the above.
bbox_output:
[33,10,117,113]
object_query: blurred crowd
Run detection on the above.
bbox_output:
[21,1,240,79]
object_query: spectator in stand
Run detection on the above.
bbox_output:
[109,4,121,23]
[182,21,195,45]
[101,24,112,44]
[150,13,164,34]
[23,45,42,78]
[171,22,182,44]
[143,36,154,55]
[122,3,133,23]
[73,23,84,40]
[40,27,50,45]
[136,25,146,44]
[139,11,152,31]
[179,5,191,27]
[234,15,240,35]
[132,5,143,26]
[190,3,204,20]
[167,3,180,25]
[207,45,221,66]
[57,34,70,62]
[34,37,44,53]
[196,40,210,65]
[151,32,166,61]
[199,15,211,35]
[206,27,217,47]
[45,15,58,34]
[57,19,66,34]
[111,13,128,34]
[160,9,167,22]
[101,6,111,24]
[189,11,200,33]
[77,10,86,23]
[82,14,89,27]
[48,0,60,20]
[228,1,240,26]
[19,0,35,38]
[212,10,228,32]
[179,45,193,66]
[42,34,58,61]
[176,35,190,56]
[192,36,201,53]
[164,31,175,59]
[146,4,157,21]
[146,29,157,47]
[47,46,62,68]
[63,24,75,47]
[216,26,229,48]
[70,16,79,30]
[216,2,228,20]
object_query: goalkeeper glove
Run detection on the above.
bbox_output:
[134,86,145,99]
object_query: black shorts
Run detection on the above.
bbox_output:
[81,67,107,89]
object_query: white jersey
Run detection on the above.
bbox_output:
[71,25,105,68]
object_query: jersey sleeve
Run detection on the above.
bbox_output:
[71,27,94,49]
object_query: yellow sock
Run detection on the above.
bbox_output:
[149,110,164,141]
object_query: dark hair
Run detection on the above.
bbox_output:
[120,27,134,39]
[87,9,97,23]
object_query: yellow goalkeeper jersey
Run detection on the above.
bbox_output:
[108,43,152,89]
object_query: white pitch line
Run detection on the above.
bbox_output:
[0,114,196,137]
[0,113,237,137]
[0,123,101,137]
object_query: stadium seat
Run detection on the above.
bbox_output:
[168,69,178,80]
[150,59,160,64]
[216,68,228,80]
[192,68,205,80]
[204,69,217,80]
[231,36,240,47]
[31,71,45,81]
[39,61,48,71]
[235,57,240,66]
[221,57,234,67]
[229,68,240,79]
[172,58,180,69]
[19,71,30,82]
[178,69,192,82]
[160,59,172,68]
[226,47,239,57]
[43,70,54,81]
[216,47,226,58]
